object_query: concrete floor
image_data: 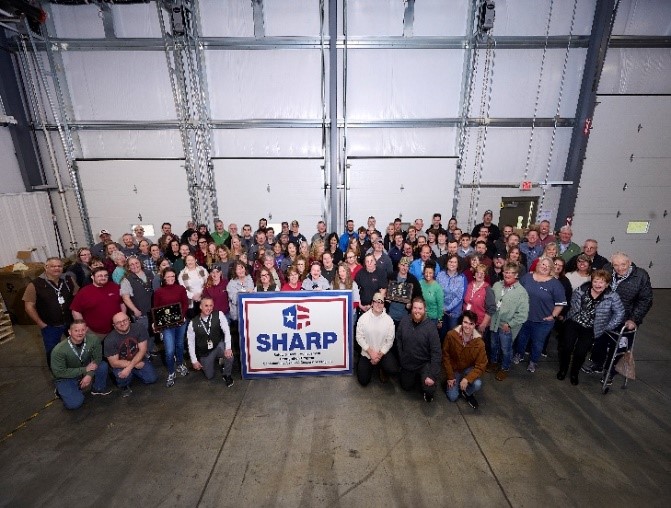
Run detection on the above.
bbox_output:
[0,291,670,507]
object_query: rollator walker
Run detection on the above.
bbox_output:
[601,324,637,395]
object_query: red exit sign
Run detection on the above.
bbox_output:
[520,181,533,191]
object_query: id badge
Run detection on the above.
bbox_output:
[58,296,65,305]
[207,340,214,350]
[466,303,472,311]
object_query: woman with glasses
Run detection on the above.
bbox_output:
[195,237,210,267]
[153,267,189,387]
[255,269,277,292]
[345,249,363,280]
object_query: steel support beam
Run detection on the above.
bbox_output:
[556,0,618,231]
[328,0,338,233]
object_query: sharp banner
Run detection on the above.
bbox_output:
[238,291,353,379]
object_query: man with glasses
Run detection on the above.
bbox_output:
[356,292,399,385]
[23,257,78,367]
[70,267,125,340]
[105,312,158,397]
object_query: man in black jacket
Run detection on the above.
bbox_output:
[396,297,442,403]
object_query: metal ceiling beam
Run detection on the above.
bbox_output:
[15,35,595,51]
[43,117,575,130]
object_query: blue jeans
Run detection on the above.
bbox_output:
[445,367,483,402]
[515,320,554,363]
[490,328,513,370]
[55,361,109,410]
[162,322,187,374]
[112,361,157,387]
[42,325,66,367]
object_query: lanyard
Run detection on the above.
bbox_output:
[46,278,65,304]
[67,338,87,363]
[200,316,212,336]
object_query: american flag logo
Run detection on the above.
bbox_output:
[282,304,311,330]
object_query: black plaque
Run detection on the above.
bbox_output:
[386,281,413,304]
[152,303,183,331]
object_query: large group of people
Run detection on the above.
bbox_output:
[23,211,653,410]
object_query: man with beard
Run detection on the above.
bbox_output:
[70,267,124,340]
[397,298,442,402]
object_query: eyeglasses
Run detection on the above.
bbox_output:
[113,318,130,325]
[261,273,270,277]
[373,299,384,304]
[346,255,356,260]
[198,240,207,244]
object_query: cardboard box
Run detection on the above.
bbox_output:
[0,262,45,325]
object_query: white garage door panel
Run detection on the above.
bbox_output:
[78,160,192,240]
[213,160,323,229]
[575,95,671,287]
[348,159,457,229]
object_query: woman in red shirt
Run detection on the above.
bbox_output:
[153,268,189,387]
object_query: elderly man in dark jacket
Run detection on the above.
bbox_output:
[584,252,653,379]
[396,297,442,402]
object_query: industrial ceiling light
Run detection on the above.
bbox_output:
[479,0,495,32]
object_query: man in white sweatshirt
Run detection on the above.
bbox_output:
[355,293,399,386]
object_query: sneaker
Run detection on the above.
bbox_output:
[224,375,234,388]
[423,392,433,403]
[580,364,593,374]
[601,376,614,386]
[121,386,132,397]
[541,351,548,358]
[91,387,113,396]
[495,369,508,381]
[581,362,603,374]
[166,372,176,388]
[485,362,498,373]
[512,354,522,365]
[527,361,537,373]
[53,388,61,399]
[176,364,189,377]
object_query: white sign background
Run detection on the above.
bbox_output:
[238,291,353,379]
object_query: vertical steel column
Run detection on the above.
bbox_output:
[555,0,619,230]
[158,0,217,226]
[328,0,339,232]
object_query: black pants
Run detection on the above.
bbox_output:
[558,320,594,378]
[591,329,636,376]
[400,365,437,397]
[357,353,400,386]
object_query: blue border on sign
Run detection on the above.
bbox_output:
[238,291,353,379]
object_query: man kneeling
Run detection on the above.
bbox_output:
[51,320,111,409]
[356,292,399,385]
[443,310,487,409]
[187,297,234,387]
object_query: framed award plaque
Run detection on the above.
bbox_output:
[386,281,413,304]
[151,303,183,331]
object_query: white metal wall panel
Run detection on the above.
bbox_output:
[413,0,469,36]
[612,0,671,35]
[492,0,595,36]
[599,48,671,95]
[0,130,25,193]
[346,49,464,119]
[347,158,457,230]
[213,159,324,230]
[470,48,586,118]
[199,0,254,37]
[61,52,176,121]
[111,2,162,38]
[212,129,323,158]
[347,128,457,157]
[264,0,322,36]
[78,130,184,159]
[0,192,60,266]
[347,0,408,36]
[50,4,105,39]
[206,51,323,120]
[78,160,192,242]
[573,95,671,287]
